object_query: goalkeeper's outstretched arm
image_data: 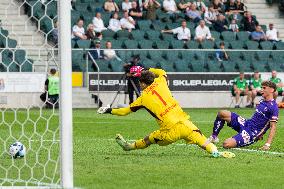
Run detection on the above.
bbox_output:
[97,106,132,116]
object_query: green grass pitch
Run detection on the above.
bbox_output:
[1,108,284,188]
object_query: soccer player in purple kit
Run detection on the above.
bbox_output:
[208,81,279,151]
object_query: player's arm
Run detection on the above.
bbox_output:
[260,121,277,151]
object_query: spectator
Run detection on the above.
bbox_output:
[250,25,267,41]
[40,68,59,109]
[51,20,58,44]
[92,12,107,32]
[104,41,118,60]
[266,23,280,42]
[213,14,228,32]
[195,20,214,42]
[204,5,218,25]
[86,24,96,40]
[161,20,191,41]
[270,70,284,100]
[185,4,202,23]
[108,12,122,32]
[122,0,132,11]
[89,40,104,59]
[216,42,228,61]
[225,0,237,14]
[163,0,180,14]
[193,0,207,13]
[248,71,262,108]
[229,11,241,21]
[120,11,136,31]
[229,19,239,32]
[242,11,258,32]
[235,0,245,13]
[211,0,224,13]
[144,0,161,20]
[177,0,191,10]
[232,72,249,108]
[129,1,143,20]
[71,19,87,40]
[104,0,119,12]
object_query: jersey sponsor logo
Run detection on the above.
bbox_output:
[144,82,158,93]
[159,103,177,117]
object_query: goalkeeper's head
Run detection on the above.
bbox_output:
[139,70,155,90]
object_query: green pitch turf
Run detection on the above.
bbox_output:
[1,108,284,188]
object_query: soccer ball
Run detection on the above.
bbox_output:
[9,142,26,158]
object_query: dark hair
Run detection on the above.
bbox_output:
[262,81,277,92]
[139,70,155,85]
[219,42,225,46]
[50,68,57,75]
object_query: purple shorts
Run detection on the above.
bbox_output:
[228,112,258,147]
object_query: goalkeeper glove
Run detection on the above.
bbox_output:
[97,105,112,114]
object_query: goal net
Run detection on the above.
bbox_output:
[0,0,72,187]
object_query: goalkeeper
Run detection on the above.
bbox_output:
[98,68,235,158]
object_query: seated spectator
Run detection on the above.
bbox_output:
[225,0,237,14]
[232,72,249,108]
[213,14,228,32]
[216,42,229,61]
[71,19,87,40]
[229,11,242,21]
[204,5,218,25]
[185,4,202,23]
[266,23,280,42]
[235,0,245,13]
[211,0,224,13]
[242,11,258,32]
[104,41,118,60]
[163,0,180,14]
[86,24,96,40]
[104,0,119,12]
[51,21,58,44]
[92,12,107,32]
[89,40,104,59]
[270,70,284,100]
[144,0,161,20]
[108,12,122,32]
[193,0,207,13]
[122,0,132,11]
[229,19,239,32]
[129,1,143,20]
[161,20,191,41]
[195,20,214,42]
[177,0,191,10]
[250,25,267,41]
[248,71,262,108]
[120,11,136,31]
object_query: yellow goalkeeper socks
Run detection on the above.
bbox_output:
[133,139,148,149]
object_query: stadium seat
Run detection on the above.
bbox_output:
[221,31,236,41]
[155,40,170,49]
[76,40,91,49]
[137,20,152,31]
[109,59,125,72]
[156,60,175,72]
[166,51,181,62]
[227,51,242,61]
[255,51,271,61]
[142,59,156,69]
[260,41,274,50]
[116,30,130,40]
[123,39,138,49]
[186,41,200,49]
[275,41,284,50]
[102,30,116,39]
[131,30,146,40]
[195,51,206,61]
[190,60,205,72]
[152,21,167,31]
[242,51,256,62]
[251,61,268,72]
[200,40,215,49]
[207,61,222,72]
[161,33,176,42]
[181,51,195,61]
[245,41,259,49]
[139,40,153,49]
[72,50,84,71]
[7,39,17,48]
[236,60,253,72]
[230,41,244,49]
[46,0,57,18]
[174,60,191,72]
[109,40,123,49]
[146,30,161,41]
[14,50,26,64]
[40,16,54,34]
[222,61,237,72]
[170,40,185,49]
[89,59,110,72]
[20,59,33,72]
[148,50,165,61]
[236,31,250,41]
[211,31,221,41]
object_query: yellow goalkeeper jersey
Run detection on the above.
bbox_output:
[112,68,189,129]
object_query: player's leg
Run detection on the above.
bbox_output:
[234,89,241,108]
[251,89,257,106]
[115,134,153,151]
[223,128,255,149]
[209,110,232,143]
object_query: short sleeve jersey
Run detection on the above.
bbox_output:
[270,77,283,92]
[234,77,247,90]
[250,78,262,90]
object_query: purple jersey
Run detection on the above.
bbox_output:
[247,99,279,135]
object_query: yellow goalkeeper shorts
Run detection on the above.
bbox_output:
[148,120,206,146]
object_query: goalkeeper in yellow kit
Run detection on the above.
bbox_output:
[98,68,235,158]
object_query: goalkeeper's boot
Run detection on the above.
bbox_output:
[208,135,219,144]
[115,134,133,151]
[212,151,235,158]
